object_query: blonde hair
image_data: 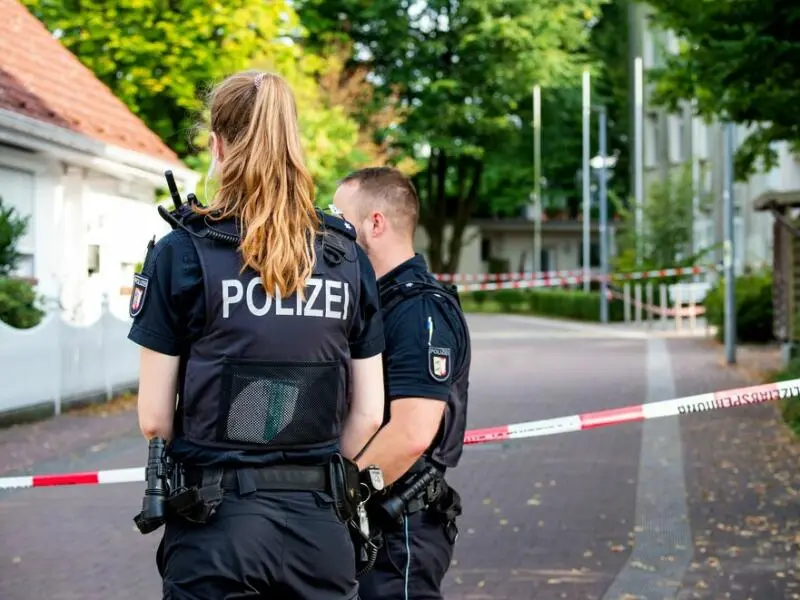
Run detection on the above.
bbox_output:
[197,70,320,298]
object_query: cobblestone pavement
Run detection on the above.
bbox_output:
[0,315,796,600]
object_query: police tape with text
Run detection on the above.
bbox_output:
[1,378,798,490]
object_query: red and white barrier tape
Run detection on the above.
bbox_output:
[436,269,588,283]
[442,263,721,290]
[2,378,798,490]
[456,275,584,292]
[463,378,800,445]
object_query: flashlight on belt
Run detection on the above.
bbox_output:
[133,437,171,534]
[378,466,439,522]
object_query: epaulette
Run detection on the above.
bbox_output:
[318,210,357,241]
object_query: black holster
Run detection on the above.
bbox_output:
[428,481,462,544]
[166,467,224,525]
[328,453,360,523]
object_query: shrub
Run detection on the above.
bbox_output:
[773,358,800,436]
[705,271,773,343]
[471,290,488,306]
[0,278,44,329]
[460,288,624,322]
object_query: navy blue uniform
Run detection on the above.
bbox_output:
[358,253,471,600]
[128,213,384,600]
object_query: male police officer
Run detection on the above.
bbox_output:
[332,166,471,599]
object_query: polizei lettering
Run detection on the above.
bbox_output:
[221,277,351,320]
[676,387,793,415]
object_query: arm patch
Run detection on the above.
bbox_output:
[429,346,452,382]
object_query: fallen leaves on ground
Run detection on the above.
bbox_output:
[68,392,137,417]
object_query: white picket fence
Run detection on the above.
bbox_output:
[615,281,713,334]
[0,297,139,417]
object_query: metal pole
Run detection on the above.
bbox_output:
[633,57,644,266]
[691,99,701,282]
[582,70,591,291]
[723,122,737,364]
[599,106,609,323]
[533,85,542,274]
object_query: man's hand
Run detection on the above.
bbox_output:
[355,397,445,485]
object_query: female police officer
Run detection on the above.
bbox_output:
[127,70,386,599]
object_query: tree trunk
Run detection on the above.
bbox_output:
[443,159,484,273]
[418,150,485,275]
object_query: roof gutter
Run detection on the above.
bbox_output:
[0,108,199,190]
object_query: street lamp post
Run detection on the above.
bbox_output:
[582,70,591,291]
[533,85,542,274]
[597,106,609,323]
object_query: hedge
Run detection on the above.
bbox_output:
[0,278,44,329]
[704,271,773,343]
[460,288,625,322]
[771,358,800,436]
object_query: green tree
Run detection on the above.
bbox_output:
[0,197,29,276]
[0,197,43,329]
[613,163,713,274]
[297,0,608,272]
[24,1,389,198]
[644,0,800,179]
[23,0,301,157]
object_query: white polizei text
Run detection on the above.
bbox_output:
[221,277,351,320]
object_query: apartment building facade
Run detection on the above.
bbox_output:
[630,3,800,276]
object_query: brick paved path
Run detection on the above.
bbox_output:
[0,315,796,600]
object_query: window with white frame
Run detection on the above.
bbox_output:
[734,216,744,275]
[693,118,708,161]
[645,112,659,168]
[668,115,684,164]
[643,27,656,69]
[665,30,680,55]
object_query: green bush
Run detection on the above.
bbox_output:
[705,271,773,343]
[0,278,44,329]
[471,290,488,306]
[772,358,800,436]
[460,288,624,322]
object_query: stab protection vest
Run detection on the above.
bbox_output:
[171,209,362,453]
[379,274,472,469]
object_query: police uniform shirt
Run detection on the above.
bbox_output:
[379,254,469,419]
[126,226,385,466]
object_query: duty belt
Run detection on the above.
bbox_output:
[184,465,330,493]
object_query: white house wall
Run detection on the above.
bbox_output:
[0,146,63,299]
[0,144,175,325]
[80,172,171,323]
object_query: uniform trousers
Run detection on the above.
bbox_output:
[357,510,456,600]
[157,485,358,600]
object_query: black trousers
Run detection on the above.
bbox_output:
[357,510,456,600]
[157,488,358,599]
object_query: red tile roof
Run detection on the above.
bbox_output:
[0,0,181,165]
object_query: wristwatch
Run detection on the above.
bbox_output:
[360,464,385,494]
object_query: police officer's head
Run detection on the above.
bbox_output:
[199,70,320,299]
[333,167,419,264]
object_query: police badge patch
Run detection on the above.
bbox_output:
[129,273,149,318]
[428,346,452,382]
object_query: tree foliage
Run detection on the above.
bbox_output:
[297,0,608,272]
[23,0,299,156]
[613,163,713,274]
[24,0,387,198]
[0,197,29,277]
[0,198,43,329]
[644,0,800,179]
